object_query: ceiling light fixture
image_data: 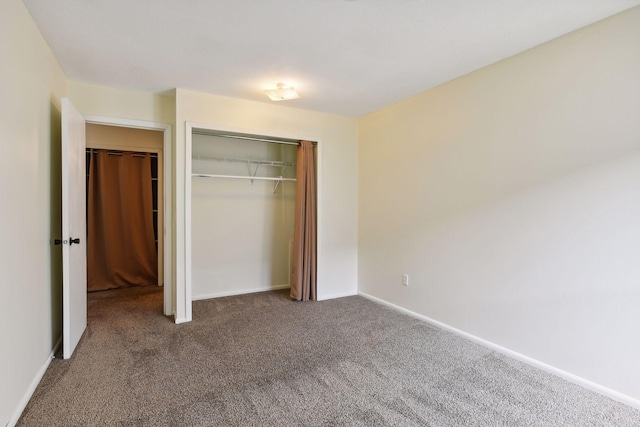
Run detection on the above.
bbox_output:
[263,83,300,101]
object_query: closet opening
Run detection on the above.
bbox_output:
[186,128,318,307]
[85,124,165,307]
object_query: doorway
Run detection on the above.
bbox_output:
[86,124,164,291]
[84,116,172,318]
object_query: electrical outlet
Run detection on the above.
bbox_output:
[402,274,409,286]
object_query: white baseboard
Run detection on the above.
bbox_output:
[358,292,640,411]
[192,284,290,301]
[318,290,358,301]
[192,286,356,303]
[7,337,62,427]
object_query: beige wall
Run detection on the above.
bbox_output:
[0,0,69,424]
[69,82,175,126]
[86,123,164,151]
[359,6,640,400]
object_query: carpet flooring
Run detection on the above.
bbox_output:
[17,286,640,426]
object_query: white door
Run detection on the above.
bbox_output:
[61,97,87,359]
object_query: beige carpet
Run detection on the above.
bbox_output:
[18,285,640,426]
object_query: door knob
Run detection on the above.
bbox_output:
[53,238,79,245]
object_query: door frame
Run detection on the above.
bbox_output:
[85,115,173,317]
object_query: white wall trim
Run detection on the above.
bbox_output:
[84,143,161,153]
[358,291,640,411]
[7,338,61,427]
[84,116,165,132]
[84,115,174,318]
[192,285,291,301]
[183,123,194,323]
[318,291,357,301]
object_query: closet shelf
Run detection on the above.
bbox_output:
[192,173,296,193]
[193,155,295,168]
[193,155,296,186]
[192,173,295,182]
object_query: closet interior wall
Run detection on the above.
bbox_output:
[191,134,297,300]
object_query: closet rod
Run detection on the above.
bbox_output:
[192,173,296,182]
[192,131,300,146]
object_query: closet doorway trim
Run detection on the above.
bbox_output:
[85,115,173,319]
[183,122,323,322]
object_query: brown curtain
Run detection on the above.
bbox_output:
[290,141,317,301]
[87,150,158,292]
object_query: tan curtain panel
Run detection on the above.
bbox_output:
[290,141,317,301]
[87,150,158,292]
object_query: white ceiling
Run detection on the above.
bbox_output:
[22,0,640,117]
